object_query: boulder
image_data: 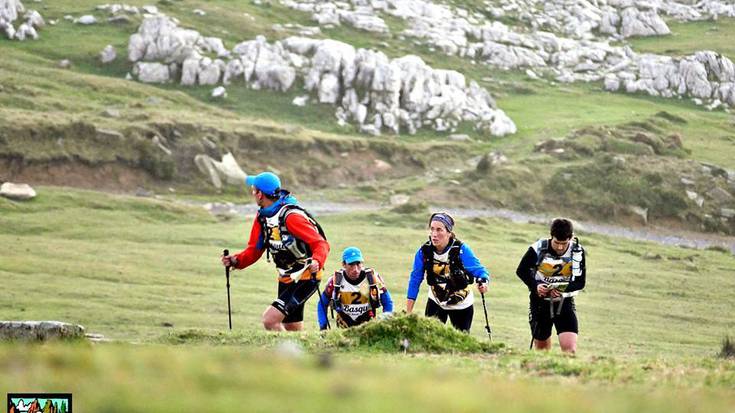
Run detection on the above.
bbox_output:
[619,7,670,38]
[292,95,309,106]
[318,73,340,103]
[448,134,471,142]
[194,153,247,188]
[24,9,44,28]
[142,5,158,14]
[627,205,648,225]
[108,15,132,24]
[686,190,704,208]
[0,0,23,23]
[14,21,35,39]
[76,15,96,24]
[99,44,117,63]
[211,86,227,98]
[0,182,36,200]
[194,154,222,189]
[101,108,121,118]
[707,187,733,203]
[133,62,170,83]
[390,194,410,206]
[374,159,392,172]
[0,321,85,341]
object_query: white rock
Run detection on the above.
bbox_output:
[390,194,410,206]
[198,58,223,85]
[14,21,36,39]
[0,321,85,341]
[99,44,116,63]
[76,15,96,24]
[318,73,340,103]
[292,95,309,106]
[24,9,44,28]
[0,182,36,200]
[133,62,170,83]
[194,152,248,188]
[141,5,158,14]
[448,134,471,142]
[211,86,227,98]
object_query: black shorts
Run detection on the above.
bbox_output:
[272,280,319,323]
[425,299,474,332]
[529,296,578,340]
[336,311,373,328]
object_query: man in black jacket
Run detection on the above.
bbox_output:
[516,218,586,353]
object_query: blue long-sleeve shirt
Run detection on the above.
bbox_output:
[407,242,489,301]
[317,287,394,330]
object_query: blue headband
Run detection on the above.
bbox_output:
[431,213,454,232]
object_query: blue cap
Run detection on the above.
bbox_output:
[245,172,281,196]
[342,247,364,264]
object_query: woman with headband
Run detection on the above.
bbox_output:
[406,212,490,332]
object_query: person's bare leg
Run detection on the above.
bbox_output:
[533,337,552,350]
[559,332,578,354]
[283,322,303,331]
[262,306,286,331]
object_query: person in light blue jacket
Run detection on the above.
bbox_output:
[406,212,490,332]
[317,247,394,330]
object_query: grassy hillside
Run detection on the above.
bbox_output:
[1,188,734,411]
[629,18,735,61]
[1,344,734,413]
[1,187,733,354]
[2,1,734,235]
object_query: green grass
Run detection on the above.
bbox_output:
[1,187,733,355]
[1,344,734,412]
[629,18,735,61]
[1,188,735,411]
[3,0,734,167]
[2,1,735,238]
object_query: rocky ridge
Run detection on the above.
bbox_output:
[0,0,44,40]
[277,0,735,108]
[126,15,517,136]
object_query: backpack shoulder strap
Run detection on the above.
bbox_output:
[572,237,582,252]
[364,268,377,286]
[364,268,381,310]
[421,241,433,275]
[332,270,344,300]
[257,212,272,262]
[448,238,464,271]
[535,238,549,267]
[279,204,327,241]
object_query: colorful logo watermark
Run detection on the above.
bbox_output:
[7,393,72,413]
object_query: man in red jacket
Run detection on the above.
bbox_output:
[221,172,329,331]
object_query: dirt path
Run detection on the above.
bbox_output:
[198,200,735,254]
[441,206,735,254]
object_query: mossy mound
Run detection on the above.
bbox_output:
[162,314,503,354]
[332,313,503,354]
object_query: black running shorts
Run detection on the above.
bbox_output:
[425,298,474,332]
[528,296,578,340]
[272,279,319,323]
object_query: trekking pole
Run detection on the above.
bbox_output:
[311,259,330,330]
[479,284,492,341]
[315,276,331,330]
[223,249,232,331]
[529,324,537,350]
